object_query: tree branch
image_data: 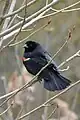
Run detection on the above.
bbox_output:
[17,79,80,120]
[0,0,58,39]
[0,32,70,106]
[58,50,80,68]
[0,0,37,19]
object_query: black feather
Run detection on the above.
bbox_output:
[23,41,71,91]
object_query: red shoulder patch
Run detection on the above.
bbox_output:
[21,57,30,61]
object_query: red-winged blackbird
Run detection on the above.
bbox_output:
[22,41,71,91]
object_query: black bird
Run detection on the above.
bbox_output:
[22,41,71,91]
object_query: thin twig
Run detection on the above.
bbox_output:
[1,0,9,16]
[0,0,27,52]
[58,50,80,68]
[0,0,37,19]
[15,106,24,120]
[0,0,17,47]
[0,32,69,107]
[41,1,80,19]
[0,29,78,108]
[59,66,69,72]
[9,20,51,46]
[17,15,24,20]
[62,8,80,12]
[7,14,18,28]
[0,102,13,116]
[0,0,9,25]
[46,0,48,6]
[7,0,36,29]
[17,79,80,120]
[0,48,79,101]
[47,105,58,120]
[0,0,58,39]
[51,7,80,12]
[42,7,80,18]
[1,0,79,41]
[15,99,29,120]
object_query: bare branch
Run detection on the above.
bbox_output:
[47,106,58,120]
[58,50,80,68]
[1,0,9,16]
[46,0,48,6]
[59,66,70,72]
[0,0,9,25]
[62,8,80,12]
[0,102,13,116]
[7,14,18,28]
[51,7,80,13]
[41,1,80,19]
[0,0,58,39]
[1,0,79,41]
[0,32,69,107]
[17,79,80,120]
[0,48,79,101]
[0,0,27,52]
[9,20,51,47]
[0,0,37,19]
[0,28,79,110]
[0,0,17,47]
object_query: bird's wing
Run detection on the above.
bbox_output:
[31,51,59,75]
[44,51,58,72]
[24,47,58,72]
[31,53,48,67]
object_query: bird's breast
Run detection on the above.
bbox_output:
[23,58,42,75]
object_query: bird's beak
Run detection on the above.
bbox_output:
[23,44,28,48]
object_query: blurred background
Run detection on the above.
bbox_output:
[0,0,80,120]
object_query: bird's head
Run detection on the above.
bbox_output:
[23,41,39,52]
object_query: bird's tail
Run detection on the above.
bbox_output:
[42,71,71,91]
